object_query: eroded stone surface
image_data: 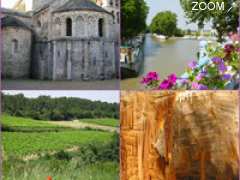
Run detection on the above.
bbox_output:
[120,91,239,180]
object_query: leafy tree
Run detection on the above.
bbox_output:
[121,0,149,40]
[180,0,239,42]
[150,11,177,38]
[175,28,184,37]
[2,94,119,121]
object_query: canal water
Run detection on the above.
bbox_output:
[121,34,200,90]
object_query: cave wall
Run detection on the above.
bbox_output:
[120,91,239,180]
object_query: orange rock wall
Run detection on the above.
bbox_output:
[120,91,239,180]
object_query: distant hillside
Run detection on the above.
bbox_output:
[2,93,119,121]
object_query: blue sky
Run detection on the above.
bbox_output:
[2,91,120,103]
[145,0,211,30]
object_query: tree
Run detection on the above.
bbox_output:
[121,0,149,40]
[150,11,177,38]
[180,0,239,42]
[2,94,119,121]
[174,28,184,37]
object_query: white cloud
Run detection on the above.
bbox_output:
[2,0,32,10]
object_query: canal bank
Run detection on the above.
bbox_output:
[121,34,199,90]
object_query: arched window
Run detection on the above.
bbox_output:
[117,12,120,24]
[112,11,115,24]
[66,18,72,36]
[12,39,18,53]
[37,20,41,28]
[98,18,104,37]
[109,0,113,6]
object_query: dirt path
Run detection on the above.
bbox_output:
[21,146,81,161]
[48,120,119,133]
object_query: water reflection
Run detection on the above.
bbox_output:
[121,34,199,90]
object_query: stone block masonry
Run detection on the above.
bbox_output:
[32,38,116,80]
[2,27,32,79]
[2,0,120,81]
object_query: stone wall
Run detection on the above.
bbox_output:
[33,38,116,80]
[2,0,119,80]
[96,0,120,41]
[120,91,239,180]
[52,39,116,80]
[33,9,50,40]
[2,27,32,78]
[51,11,114,40]
[32,41,53,79]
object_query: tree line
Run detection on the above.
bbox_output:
[2,94,119,121]
[121,0,238,42]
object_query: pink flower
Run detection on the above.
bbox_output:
[159,80,171,89]
[229,32,240,42]
[167,73,177,85]
[196,73,205,81]
[191,82,208,90]
[158,73,178,90]
[191,82,199,89]
[141,71,159,85]
[188,60,197,70]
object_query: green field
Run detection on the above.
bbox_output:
[80,118,119,127]
[2,114,70,132]
[2,114,59,128]
[3,131,113,157]
[2,115,119,180]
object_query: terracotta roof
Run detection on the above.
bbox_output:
[1,15,32,31]
[53,0,110,14]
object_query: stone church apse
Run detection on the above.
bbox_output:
[120,91,239,180]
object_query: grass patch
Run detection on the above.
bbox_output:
[2,115,59,128]
[4,159,119,180]
[3,135,119,180]
[1,115,70,132]
[80,118,119,127]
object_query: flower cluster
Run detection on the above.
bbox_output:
[159,74,177,89]
[141,35,239,90]
[141,71,160,88]
[141,73,177,89]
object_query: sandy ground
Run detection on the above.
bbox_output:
[49,120,119,133]
[2,79,120,90]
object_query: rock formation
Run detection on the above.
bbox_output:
[120,91,239,180]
